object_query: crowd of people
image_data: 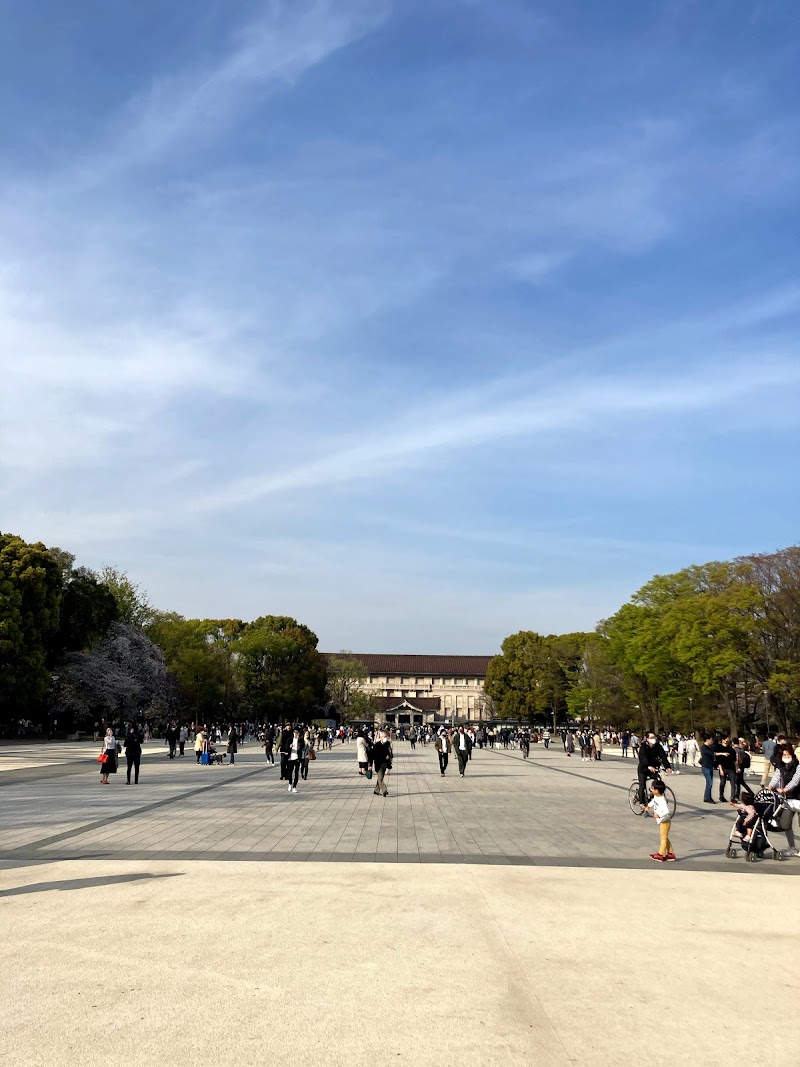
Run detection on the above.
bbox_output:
[94,718,800,861]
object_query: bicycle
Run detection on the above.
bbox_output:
[628,773,677,818]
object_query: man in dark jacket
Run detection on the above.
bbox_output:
[125,725,143,785]
[637,733,670,805]
[371,729,393,797]
[715,737,736,802]
[699,735,717,802]
[454,726,472,777]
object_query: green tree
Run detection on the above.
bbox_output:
[0,532,63,723]
[98,565,153,628]
[238,616,326,721]
[485,631,588,725]
[325,652,369,722]
[56,567,120,655]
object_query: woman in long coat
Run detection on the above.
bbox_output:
[356,731,369,775]
[99,726,118,784]
[227,725,238,765]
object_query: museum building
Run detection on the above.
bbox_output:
[325,653,494,726]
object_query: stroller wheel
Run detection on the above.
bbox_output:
[773,850,783,861]
[746,851,758,863]
[725,847,736,858]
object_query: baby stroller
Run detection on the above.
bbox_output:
[726,789,794,862]
[207,743,226,766]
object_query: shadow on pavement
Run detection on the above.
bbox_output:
[0,872,183,897]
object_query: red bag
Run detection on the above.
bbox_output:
[97,752,108,764]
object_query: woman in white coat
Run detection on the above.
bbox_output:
[356,731,370,775]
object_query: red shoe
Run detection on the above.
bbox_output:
[665,852,677,861]
[649,853,666,862]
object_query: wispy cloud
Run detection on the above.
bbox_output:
[191,355,800,511]
[80,1,389,180]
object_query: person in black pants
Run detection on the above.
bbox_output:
[716,737,736,802]
[263,724,275,764]
[637,733,670,805]
[371,730,392,797]
[125,725,143,784]
[278,722,294,781]
[435,731,450,776]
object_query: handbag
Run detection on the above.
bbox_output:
[365,769,373,780]
[309,749,316,761]
[97,752,108,764]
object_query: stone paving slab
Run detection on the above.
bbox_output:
[0,740,797,873]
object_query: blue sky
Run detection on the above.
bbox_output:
[1,0,799,652]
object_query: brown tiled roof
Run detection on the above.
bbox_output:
[323,653,493,677]
[373,696,441,711]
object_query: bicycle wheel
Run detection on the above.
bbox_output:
[663,785,677,819]
[628,781,646,815]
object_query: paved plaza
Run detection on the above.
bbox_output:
[1,738,798,868]
[1,740,798,1067]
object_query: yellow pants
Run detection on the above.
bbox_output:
[659,820,673,856]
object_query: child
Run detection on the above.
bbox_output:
[730,788,758,846]
[646,780,676,862]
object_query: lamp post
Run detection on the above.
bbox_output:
[688,696,694,734]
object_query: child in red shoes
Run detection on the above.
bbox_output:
[646,780,676,862]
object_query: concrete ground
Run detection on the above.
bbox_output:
[1,740,797,1066]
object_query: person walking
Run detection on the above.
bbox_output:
[278,723,294,781]
[409,730,417,751]
[166,722,178,760]
[371,729,393,797]
[99,727,118,786]
[542,728,550,750]
[300,729,314,781]
[195,727,205,764]
[761,733,778,786]
[592,731,603,761]
[565,731,575,758]
[716,737,736,802]
[286,727,303,792]
[124,724,142,785]
[356,731,370,776]
[733,738,750,800]
[227,724,238,766]
[621,731,630,758]
[435,730,451,776]
[178,724,188,757]
[454,726,471,777]
[263,724,275,764]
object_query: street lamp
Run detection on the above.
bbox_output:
[688,696,694,734]
[762,689,770,735]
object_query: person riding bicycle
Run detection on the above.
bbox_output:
[637,732,671,806]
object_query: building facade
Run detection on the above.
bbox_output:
[325,653,494,726]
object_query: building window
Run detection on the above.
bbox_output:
[468,696,475,708]
[457,697,464,708]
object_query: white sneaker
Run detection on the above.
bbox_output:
[287,783,292,793]
[292,786,297,792]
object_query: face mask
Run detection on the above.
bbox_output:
[783,758,793,765]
